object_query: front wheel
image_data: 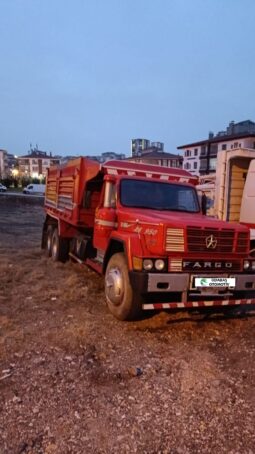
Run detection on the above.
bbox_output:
[105,253,142,321]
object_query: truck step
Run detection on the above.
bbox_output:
[69,252,83,264]
[85,258,103,274]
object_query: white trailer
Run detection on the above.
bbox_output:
[197,148,255,253]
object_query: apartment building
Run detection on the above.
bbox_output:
[131,138,164,157]
[18,149,60,178]
[178,120,255,176]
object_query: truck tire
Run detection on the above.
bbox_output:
[46,225,54,257]
[105,252,142,321]
[51,228,69,263]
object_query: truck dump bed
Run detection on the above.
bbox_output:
[45,158,102,228]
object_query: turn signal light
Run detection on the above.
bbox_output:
[133,257,143,270]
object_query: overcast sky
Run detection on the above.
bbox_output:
[1,0,255,157]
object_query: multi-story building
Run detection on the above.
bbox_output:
[131,138,164,157]
[7,153,18,176]
[18,149,61,178]
[0,149,9,179]
[178,120,255,176]
[226,120,255,135]
[129,148,183,168]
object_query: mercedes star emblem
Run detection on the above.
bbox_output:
[205,234,217,249]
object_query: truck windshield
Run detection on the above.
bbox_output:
[120,179,199,213]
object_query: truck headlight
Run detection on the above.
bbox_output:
[244,260,250,270]
[143,259,153,270]
[155,259,165,271]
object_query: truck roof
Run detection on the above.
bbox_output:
[102,160,197,184]
[48,157,197,185]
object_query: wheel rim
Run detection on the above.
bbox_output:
[105,267,124,305]
[47,232,52,253]
[52,236,58,259]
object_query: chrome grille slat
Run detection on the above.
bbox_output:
[165,228,184,252]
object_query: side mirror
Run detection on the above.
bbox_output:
[201,193,207,215]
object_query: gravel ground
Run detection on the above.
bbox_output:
[0,195,255,454]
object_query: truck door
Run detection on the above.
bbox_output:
[93,179,117,251]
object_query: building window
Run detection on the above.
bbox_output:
[200,145,207,156]
[234,142,238,148]
[210,144,218,155]
[194,148,198,156]
[222,144,227,150]
[193,162,197,169]
[185,150,192,157]
[209,158,216,171]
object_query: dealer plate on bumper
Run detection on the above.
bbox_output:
[195,277,236,288]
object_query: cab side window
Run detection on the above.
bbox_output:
[104,182,116,208]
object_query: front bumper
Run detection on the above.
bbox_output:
[129,271,255,309]
[129,271,255,293]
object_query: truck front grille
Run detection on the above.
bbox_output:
[236,232,249,253]
[187,227,235,253]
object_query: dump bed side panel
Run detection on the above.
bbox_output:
[45,158,101,227]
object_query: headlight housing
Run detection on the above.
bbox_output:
[155,259,165,271]
[143,259,153,271]
[244,260,250,270]
[243,260,255,271]
[142,258,166,271]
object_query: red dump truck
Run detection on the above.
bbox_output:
[42,158,255,320]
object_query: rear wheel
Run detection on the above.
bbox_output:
[51,228,69,262]
[105,252,142,321]
[46,225,54,257]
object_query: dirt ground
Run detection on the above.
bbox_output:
[0,195,255,454]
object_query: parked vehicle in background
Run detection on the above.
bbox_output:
[196,148,255,254]
[23,184,45,195]
[42,158,255,320]
[0,183,7,192]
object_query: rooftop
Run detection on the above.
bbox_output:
[19,150,58,159]
[177,132,255,149]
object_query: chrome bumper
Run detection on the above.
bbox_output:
[147,273,255,292]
